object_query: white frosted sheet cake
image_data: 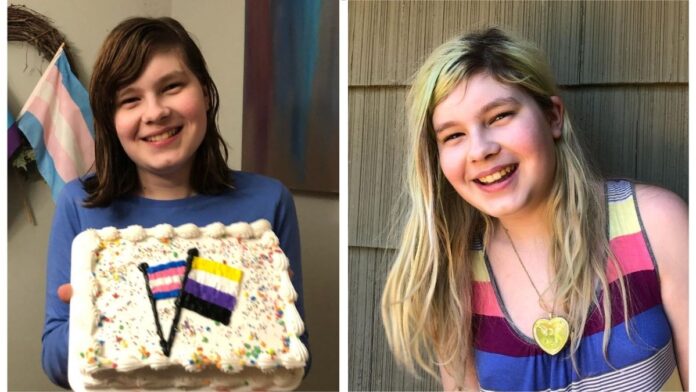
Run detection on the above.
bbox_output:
[68,220,308,390]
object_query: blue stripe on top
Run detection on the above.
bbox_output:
[146,260,186,274]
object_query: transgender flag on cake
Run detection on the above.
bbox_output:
[144,261,187,300]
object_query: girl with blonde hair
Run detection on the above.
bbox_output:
[382,28,687,391]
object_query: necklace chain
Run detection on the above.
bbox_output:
[502,227,555,315]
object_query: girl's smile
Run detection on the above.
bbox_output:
[432,72,563,221]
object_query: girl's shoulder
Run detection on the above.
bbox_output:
[231,170,287,194]
[634,184,687,217]
[604,180,686,236]
[634,183,687,244]
[633,183,687,281]
[56,178,91,208]
[228,170,293,207]
[633,183,687,241]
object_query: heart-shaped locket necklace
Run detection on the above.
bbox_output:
[502,228,569,355]
[533,315,570,355]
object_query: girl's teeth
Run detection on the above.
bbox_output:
[146,129,178,142]
[478,165,513,184]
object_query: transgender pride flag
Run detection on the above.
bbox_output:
[180,255,244,325]
[17,44,94,201]
[144,261,187,300]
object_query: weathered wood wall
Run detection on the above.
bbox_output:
[348,1,688,390]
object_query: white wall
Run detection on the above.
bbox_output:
[7,1,338,390]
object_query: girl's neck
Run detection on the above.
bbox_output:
[137,169,195,200]
[494,206,553,247]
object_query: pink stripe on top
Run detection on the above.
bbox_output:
[472,282,504,317]
[148,266,185,280]
[606,232,655,282]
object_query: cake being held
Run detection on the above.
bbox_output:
[69,219,308,390]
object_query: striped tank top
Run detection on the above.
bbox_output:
[471,180,681,391]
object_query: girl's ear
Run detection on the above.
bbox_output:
[548,96,564,140]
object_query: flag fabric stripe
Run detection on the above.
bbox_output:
[192,257,243,282]
[153,290,181,300]
[16,46,94,201]
[188,269,242,296]
[180,292,232,324]
[25,96,81,181]
[54,53,93,136]
[147,260,186,273]
[183,278,237,309]
[150,280,182,294]
[17,112,65,196]
[148,266,185,281]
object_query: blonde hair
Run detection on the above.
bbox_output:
[381,28,628,386]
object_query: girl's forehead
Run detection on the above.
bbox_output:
[117,50,191,91]
[432,73,526,126]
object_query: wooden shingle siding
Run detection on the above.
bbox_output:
[349,247,440,391]
[349,88,409,249]
[581,1,688,84]
[561,86,688,198]
[349,1,687,390]
[349,1,687,86]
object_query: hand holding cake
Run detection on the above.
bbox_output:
[57,284,72,303]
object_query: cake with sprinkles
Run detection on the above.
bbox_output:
[68,219,308,390]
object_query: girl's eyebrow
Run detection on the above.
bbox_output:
[116,70,188,98]
[434,96,520,134]
[479,96,520,114]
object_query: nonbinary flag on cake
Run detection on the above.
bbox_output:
[16,44,95,201]
[181,256,243,325]
[145,260,187,300]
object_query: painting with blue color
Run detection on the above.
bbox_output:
[242,0,338,193]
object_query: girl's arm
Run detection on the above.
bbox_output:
[439,356,479,391]
[273,184,310,373]
[42,187,82,388]
[635,184,688,390]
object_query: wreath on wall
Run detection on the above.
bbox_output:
[8,4,79,175]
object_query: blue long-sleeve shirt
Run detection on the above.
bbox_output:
[42,171,308,388]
